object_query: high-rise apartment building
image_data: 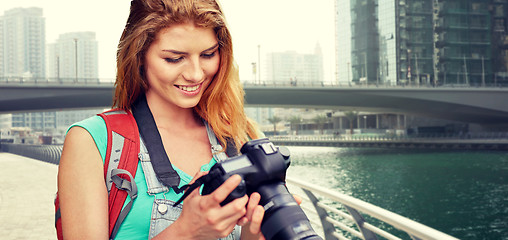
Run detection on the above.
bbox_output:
[265,44,324,85]
[0,8,54,131]
[47,32,101,131]
[337,0,508,86]
[336,0,352,84]
[47,32,99,82]
[0,7,46,79]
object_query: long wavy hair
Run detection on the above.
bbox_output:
[113,0,259,151]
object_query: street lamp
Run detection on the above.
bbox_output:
[251,62,257,83]
[74,38,78,82]
[257,45,261,84]
[347,62,350,84]
[407,49,412,85]
[363,115,367,129]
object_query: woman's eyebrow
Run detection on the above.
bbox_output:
[162,43,219,55]
[202,43,219,52]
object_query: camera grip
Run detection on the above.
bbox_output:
[220,179,247,206]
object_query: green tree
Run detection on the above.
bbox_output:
[287,115,302,135]
[267,116,282,135]
[313,114,328,135]
[344,111,358,134]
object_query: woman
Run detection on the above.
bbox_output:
[58,0,266,239]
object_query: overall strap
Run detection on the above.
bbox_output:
[204,122,238,161]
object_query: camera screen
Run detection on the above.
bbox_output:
[222,157,252,172]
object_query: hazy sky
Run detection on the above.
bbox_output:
[0,0,336,81]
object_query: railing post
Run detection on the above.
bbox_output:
[343,205,378,240]
[302,189,339,240]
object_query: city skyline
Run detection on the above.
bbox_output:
[0,0,337,82]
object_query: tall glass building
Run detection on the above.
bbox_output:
[350,0,379,84]
[338,0,508,86]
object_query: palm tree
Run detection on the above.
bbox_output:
[344,111,358,134]
[313,114,328,135]
[287,115,302,135]
[267,116,282,135]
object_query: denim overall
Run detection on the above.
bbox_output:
[137,122,241,239]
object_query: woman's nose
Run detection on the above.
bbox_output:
[182,59,204,82]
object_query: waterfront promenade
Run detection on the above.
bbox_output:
[0,153,57,239]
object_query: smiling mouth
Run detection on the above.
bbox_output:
[176,84,201,92]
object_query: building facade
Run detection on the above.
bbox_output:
[0,7,46,79]
[0,8,54,131]
[265,44,324,85]
[338,0,508,86]
[47,32,99,82]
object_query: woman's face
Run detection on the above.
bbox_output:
[144,22,220,110]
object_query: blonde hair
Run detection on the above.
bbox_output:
[114,0,259,150]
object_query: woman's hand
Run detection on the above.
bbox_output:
[239,192,303,240]
[239,192,266,240]
[155,173,248,240]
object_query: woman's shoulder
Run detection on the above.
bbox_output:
[68,115,107,161]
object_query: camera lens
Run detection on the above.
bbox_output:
[257,182,322,240]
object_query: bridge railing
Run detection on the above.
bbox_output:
[0,76,115,85]
[286,177,459,240]
[1,76,506,89]
[270,132,508,142]
[242,80,508,89]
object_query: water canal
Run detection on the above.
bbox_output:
[285,146,508,240]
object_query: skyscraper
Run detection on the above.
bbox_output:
[47,32,102,130]
[0,8,54,132]
[265,44,324,85]
[337,0,508,86]
[335,0,352,85]
[0,7,46,79]
[350,0,379,85]
[47,32,99,82]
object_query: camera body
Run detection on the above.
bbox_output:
[202,138,321,240]
[202,138,290,205]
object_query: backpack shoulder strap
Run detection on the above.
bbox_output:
[99,109,140,240]
[55,109,140,240]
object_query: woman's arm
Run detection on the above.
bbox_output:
[57,126,109,239]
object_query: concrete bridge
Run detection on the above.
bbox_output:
[1,78,508,125]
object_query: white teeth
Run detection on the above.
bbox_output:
[178,85,199,92]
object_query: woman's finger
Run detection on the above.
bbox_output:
[293,194,303,205]
[202,174,243,208]
[246,192,261,220]
[249,205,265,234]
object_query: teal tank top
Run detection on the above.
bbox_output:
[70,115,218,239]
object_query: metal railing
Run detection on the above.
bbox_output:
[286,177,459,240]
[0,142,472,239]
[242,80,508,89]
[270,132,508,142]
[1,76,507,89]
[0,76,115,85]
[0,143,62,164]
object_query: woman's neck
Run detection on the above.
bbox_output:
[145,92,201,129]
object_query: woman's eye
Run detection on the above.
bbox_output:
[202,51,216,59]
[165,57,182,63]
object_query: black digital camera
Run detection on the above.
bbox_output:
[201,138,322,240]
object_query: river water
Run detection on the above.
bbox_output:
[285,146,508,240]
